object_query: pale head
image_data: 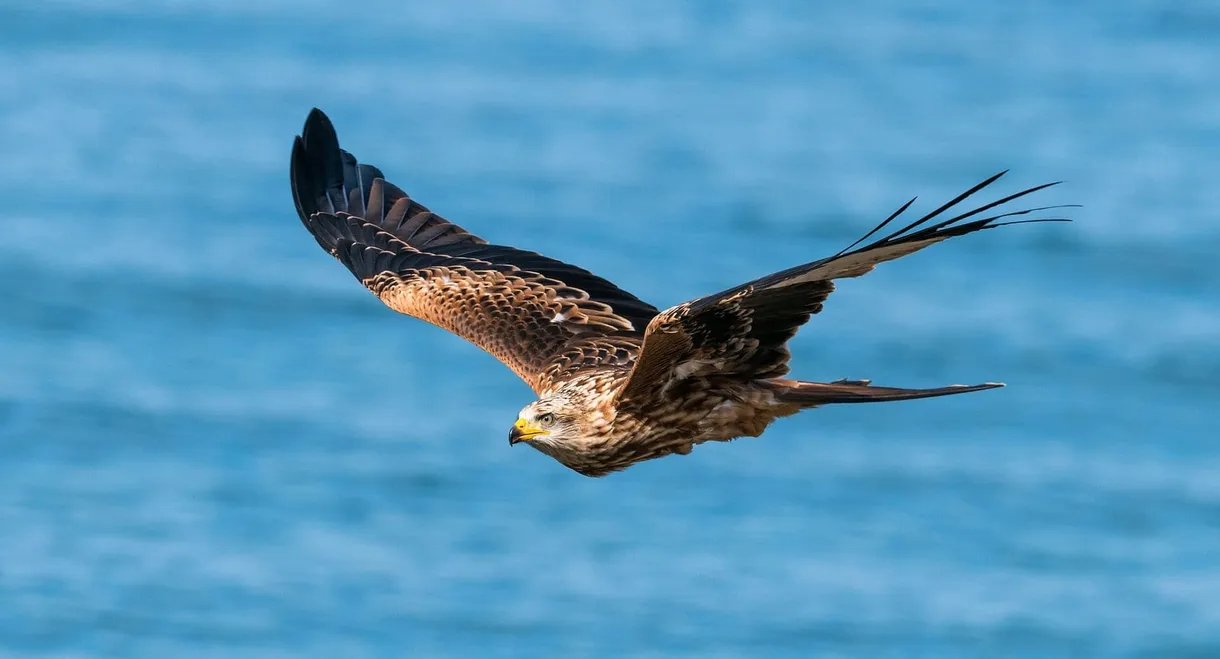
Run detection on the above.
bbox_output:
[507,383,622,466]
[508,394,585,448]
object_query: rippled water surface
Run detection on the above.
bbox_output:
[2,1,1218,657]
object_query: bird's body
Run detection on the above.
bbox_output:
[290,108,1068,476]
[525,370,788,476]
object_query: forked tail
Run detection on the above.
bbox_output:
[775,378,1003,406]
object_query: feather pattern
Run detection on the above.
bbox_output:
[288,108,1070,477]
[291,109,658,392]
[617,172,1073,404]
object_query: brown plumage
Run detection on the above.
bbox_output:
[290,108,1070,477]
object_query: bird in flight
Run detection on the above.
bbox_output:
[290,109,1068,476]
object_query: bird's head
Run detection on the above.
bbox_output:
[509,384,620,464]
[509,396,586,449]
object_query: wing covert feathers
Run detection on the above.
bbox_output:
[291,108,658,392]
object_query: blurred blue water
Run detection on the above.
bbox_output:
[1,1,1218,657]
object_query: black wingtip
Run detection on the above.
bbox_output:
[300,108,338,162]
[290,136,309,221]
[835,196,917,257]
[855,172,1073,251]
[303,107,333,138]
[290,107,348,222]
[876,170,1010,244]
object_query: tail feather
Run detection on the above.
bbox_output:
[777,379,1003,405]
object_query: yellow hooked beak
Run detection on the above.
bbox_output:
[509,418,549,445]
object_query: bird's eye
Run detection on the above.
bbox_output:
[538,413,555,426]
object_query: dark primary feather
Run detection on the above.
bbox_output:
[291,108,659,332]
[618,172,1072,403]
[291,108,659,391]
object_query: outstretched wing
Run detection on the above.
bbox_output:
[291,108,658,393]
[617,172,1072,403]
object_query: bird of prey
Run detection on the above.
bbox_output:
[290,108,1068,477]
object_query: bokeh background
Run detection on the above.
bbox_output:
[2,1,1218,657]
